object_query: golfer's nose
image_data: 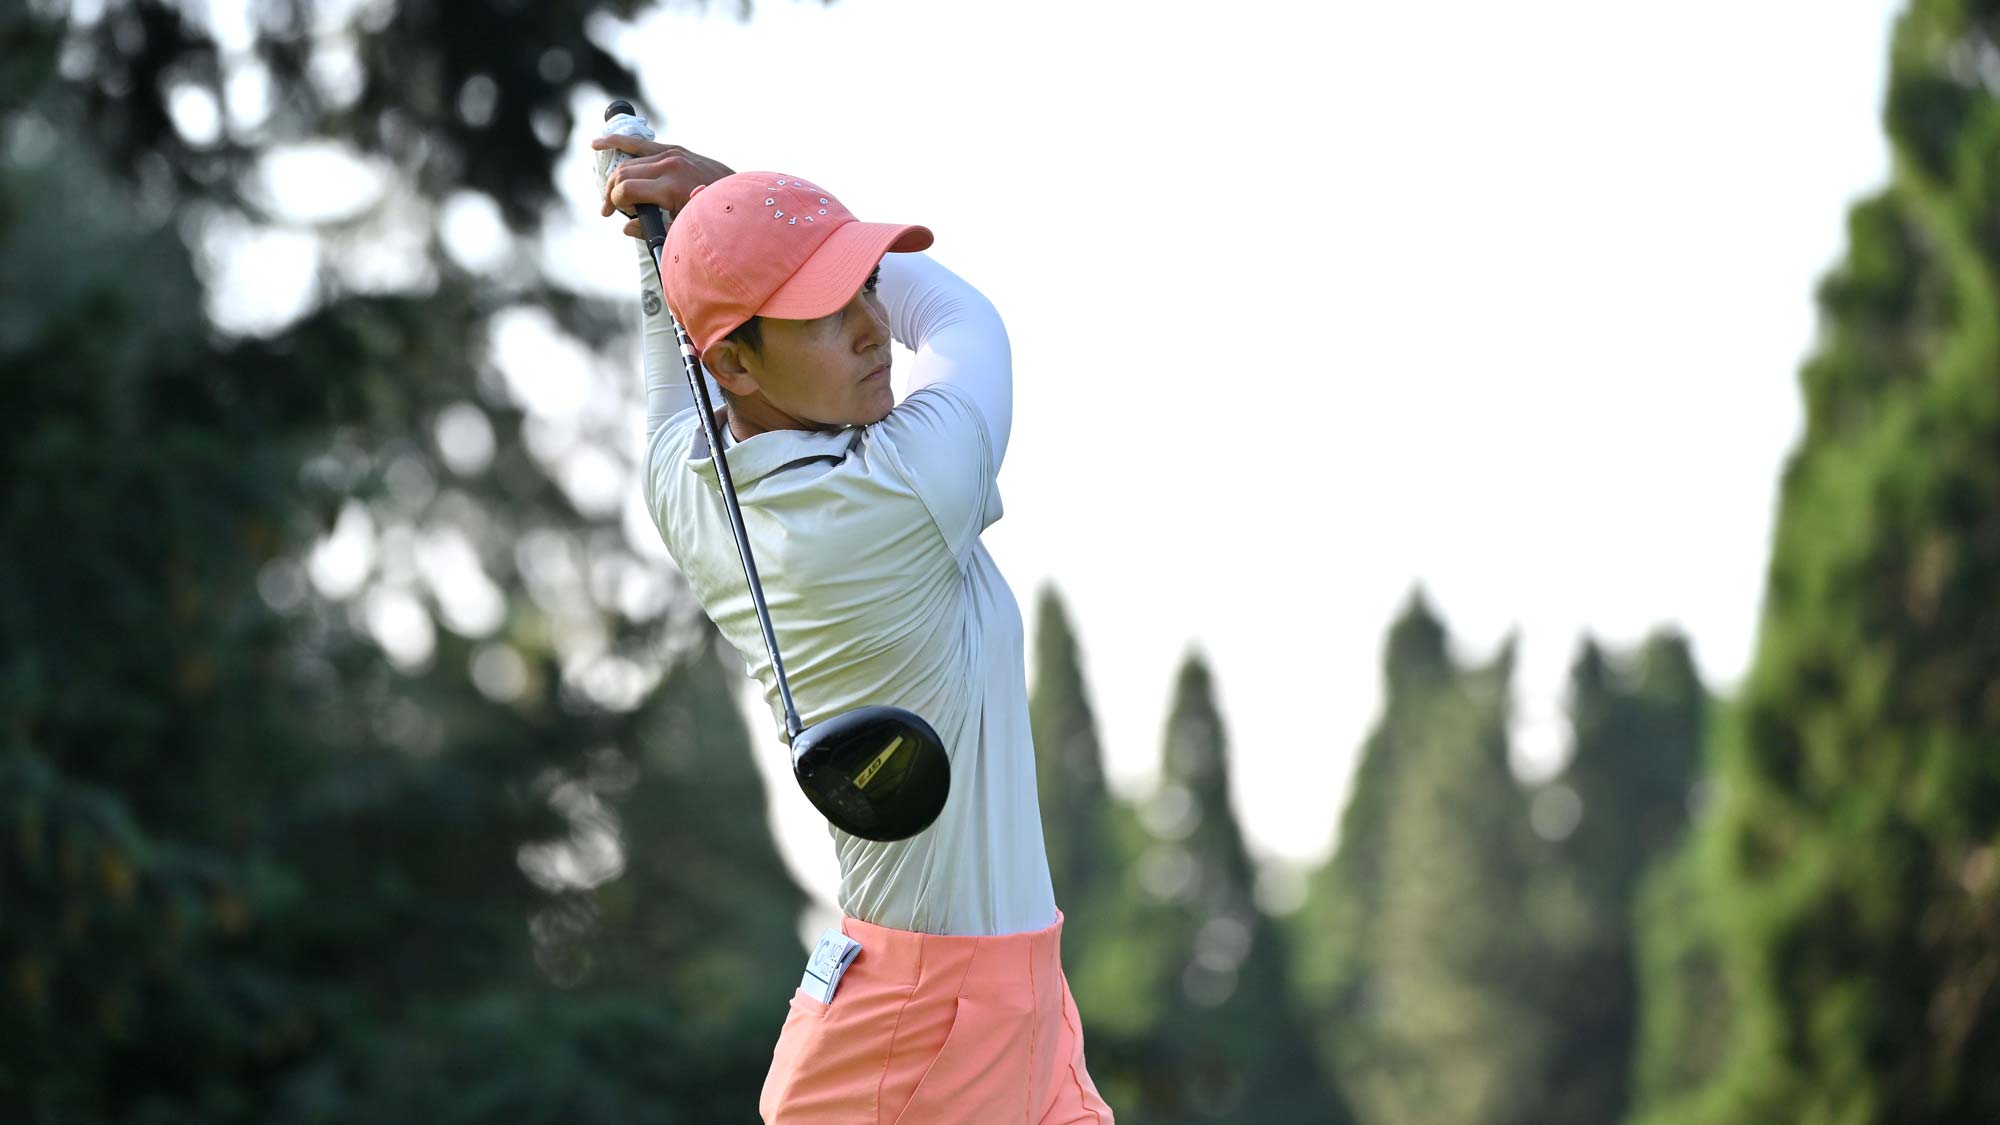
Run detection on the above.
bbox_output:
[853,295,889,351]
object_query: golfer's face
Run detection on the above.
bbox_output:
[752,264,894,428]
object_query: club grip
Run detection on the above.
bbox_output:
[637,204,667,247]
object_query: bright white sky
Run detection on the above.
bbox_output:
[538,0,1906,913]
[204,0,1906,919]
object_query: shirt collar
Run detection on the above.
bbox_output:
[687,410,863,488]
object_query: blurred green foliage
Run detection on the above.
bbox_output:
[1040,620,1352,1120]
[1632,2,2000,1122]
[2,0,807,1121]
[1292,601,1546,1125]
[1274,600,1702,1125]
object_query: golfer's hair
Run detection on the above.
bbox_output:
[725,316,763,353]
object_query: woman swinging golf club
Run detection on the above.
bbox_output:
[593,111,1114,1124]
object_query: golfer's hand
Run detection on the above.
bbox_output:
[592,135,734,238]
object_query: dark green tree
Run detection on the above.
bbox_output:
[1634,2,2000,1121]
[1101,652,1350,1123]
[1026,582,1150,1045]
[1024,589,1162,1112]
[1291,592,1460,1034]
[1031,586,1115,919]
[595,627,810,1065]
[1631,841,1733,1115]
[1291,592,1545,1125]
[2,1,808,1120]
[1523,633,1705,1125]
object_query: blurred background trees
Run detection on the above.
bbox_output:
[1289,598,1545,1125]
[1098,650,1348,1123]
[3,0,807,1120]
[1630,1,2000,1121]
[5,0,1996,1122]
[1280,601,1702,1125]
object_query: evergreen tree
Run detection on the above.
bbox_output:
[1025,583,1151,1103]
[1031,586,1115,917]
[1631,842,1733,1115]
[2,1,809,1120]
[1636,2,2000,1120]
[597,627,809,1059]
[1021,588,1158,1111]
[1291,592,1546,1125]
[1106,653,1349,1123]
[1292,591,1459,1029]
[1524,633,1704,1125]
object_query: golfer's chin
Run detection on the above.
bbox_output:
[855,384,895,426]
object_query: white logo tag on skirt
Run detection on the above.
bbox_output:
[801,928,862,1004]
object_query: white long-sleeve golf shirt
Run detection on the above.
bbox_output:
[633,244,1057,938]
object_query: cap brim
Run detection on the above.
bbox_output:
[756,221,933,321]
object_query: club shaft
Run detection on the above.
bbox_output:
[640,216,805,740]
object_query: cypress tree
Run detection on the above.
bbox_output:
[1112,653,1349,1123]
[1,3,813,1119]
[1525,633,1705,1125]
[590,626,811,1076]
[1025,585,1146,1088]
[1292,592,1545,1125]
[1030,585,1116,919]
[1637,3,2000,1120]
[1631,843,1733,1114]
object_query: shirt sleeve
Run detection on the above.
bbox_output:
[875,384,1004,559]
[879,252,1013,474]
[635,236,721,441]
[871,253,1012,558]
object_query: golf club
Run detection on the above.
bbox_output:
[601,100,951,842]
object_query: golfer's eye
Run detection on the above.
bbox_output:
[863,267,881,294]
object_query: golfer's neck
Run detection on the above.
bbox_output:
[726,409,775,443]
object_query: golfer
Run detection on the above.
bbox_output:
[594,133,1114,1125]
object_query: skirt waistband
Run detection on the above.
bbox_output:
[837,908,1066,998]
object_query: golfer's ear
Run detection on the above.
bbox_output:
[702,341,758,397]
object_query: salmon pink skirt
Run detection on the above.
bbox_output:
[759,909,1114,1124]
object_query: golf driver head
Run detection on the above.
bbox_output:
[791,706,951,842]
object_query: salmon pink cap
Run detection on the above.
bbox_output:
[663,172,932,354]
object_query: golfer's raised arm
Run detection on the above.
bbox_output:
[879,252,1013,474]
[633,237,721,441]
